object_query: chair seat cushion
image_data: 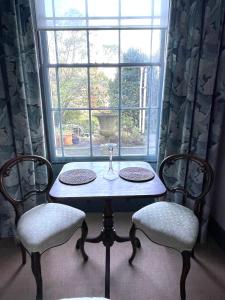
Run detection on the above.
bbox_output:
[132,202,199,252]
[17,203,85,254]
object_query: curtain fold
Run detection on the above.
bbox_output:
[158,0,225,240]
[0,0,46,237]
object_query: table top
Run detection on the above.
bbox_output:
[49,161,166,200]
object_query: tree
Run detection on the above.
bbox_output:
[108,48,149,143]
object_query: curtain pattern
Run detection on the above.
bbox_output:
[0,0,46,237]
[158,0,225,240]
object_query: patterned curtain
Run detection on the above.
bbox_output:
[158,0,225,240]
[0,0,46,237]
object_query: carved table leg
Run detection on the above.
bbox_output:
[102,199,114,299]
[81,198,136,298]
[105,245,110,299]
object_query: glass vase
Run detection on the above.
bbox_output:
[103,143,118,180]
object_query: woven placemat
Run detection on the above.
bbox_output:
[119,167,155,182]
[59,169,97,185]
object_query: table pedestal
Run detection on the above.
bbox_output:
[76,198,141,299]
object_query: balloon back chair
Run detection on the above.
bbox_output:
[0,155,88,300]
[129,154,213,300]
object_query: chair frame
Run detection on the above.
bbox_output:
[0,155,88,300]
[159,154,214,218]
[129,153,214,300]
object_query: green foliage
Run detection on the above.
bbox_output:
[53,38,149,145]
[109,48,149,130]
[90,68,112,107]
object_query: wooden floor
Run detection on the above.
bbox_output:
[0,213,225,300]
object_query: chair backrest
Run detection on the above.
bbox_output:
[0,155,53,224]
[159,154,213,217]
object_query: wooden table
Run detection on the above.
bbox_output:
[49,161,166,298]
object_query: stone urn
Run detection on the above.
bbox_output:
[94,112,117,139]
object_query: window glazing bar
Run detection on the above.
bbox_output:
[54,30,65,157]
[38,26,167,31]
[44,62,162,68]
[49,107,156,112]
[118,0,121,156]
[86,5,93,157]
[85,0,88,27]
[42,16,162,21]
[147,0,155,156]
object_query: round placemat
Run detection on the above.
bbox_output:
[59,169,97,185]
[119,167,155,182]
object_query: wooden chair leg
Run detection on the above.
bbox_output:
[80,220,88,261]
[180,251,191,300]
[31,252,43,300]
[129,223,137,264]
[19,242,26,265]
[135,237,141,249]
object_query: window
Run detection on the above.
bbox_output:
[34,0,169,161]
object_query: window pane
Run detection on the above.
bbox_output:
[149,108,158,156]
[154,0,169,18]
[42,0,53,18]
[89,30,118,63]
[121,0,151,16]
[53,110,63,157]
[151,30,161,62]
[47,32,57,64]
[56,31,87,64]
[121,67,150,108]
[88,0,118,17]
[58,68,88,108]
[149,66,161,108]
[154,0,161,16]
[120,18,152,27]
[48,68,58,108]
[121,30,151,63]
[90,67,119,108]
[92,110,119,156]
[60,110,90,156]
[121,109,148,156]
[54,0,86,17]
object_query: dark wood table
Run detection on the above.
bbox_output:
[49,161,166,298]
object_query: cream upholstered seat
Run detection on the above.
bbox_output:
[0,155,89,300]
[17,203,85,254]
[129,154,213,300]
[133,201,199,252]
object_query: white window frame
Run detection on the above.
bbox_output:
[34,0,169,162]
